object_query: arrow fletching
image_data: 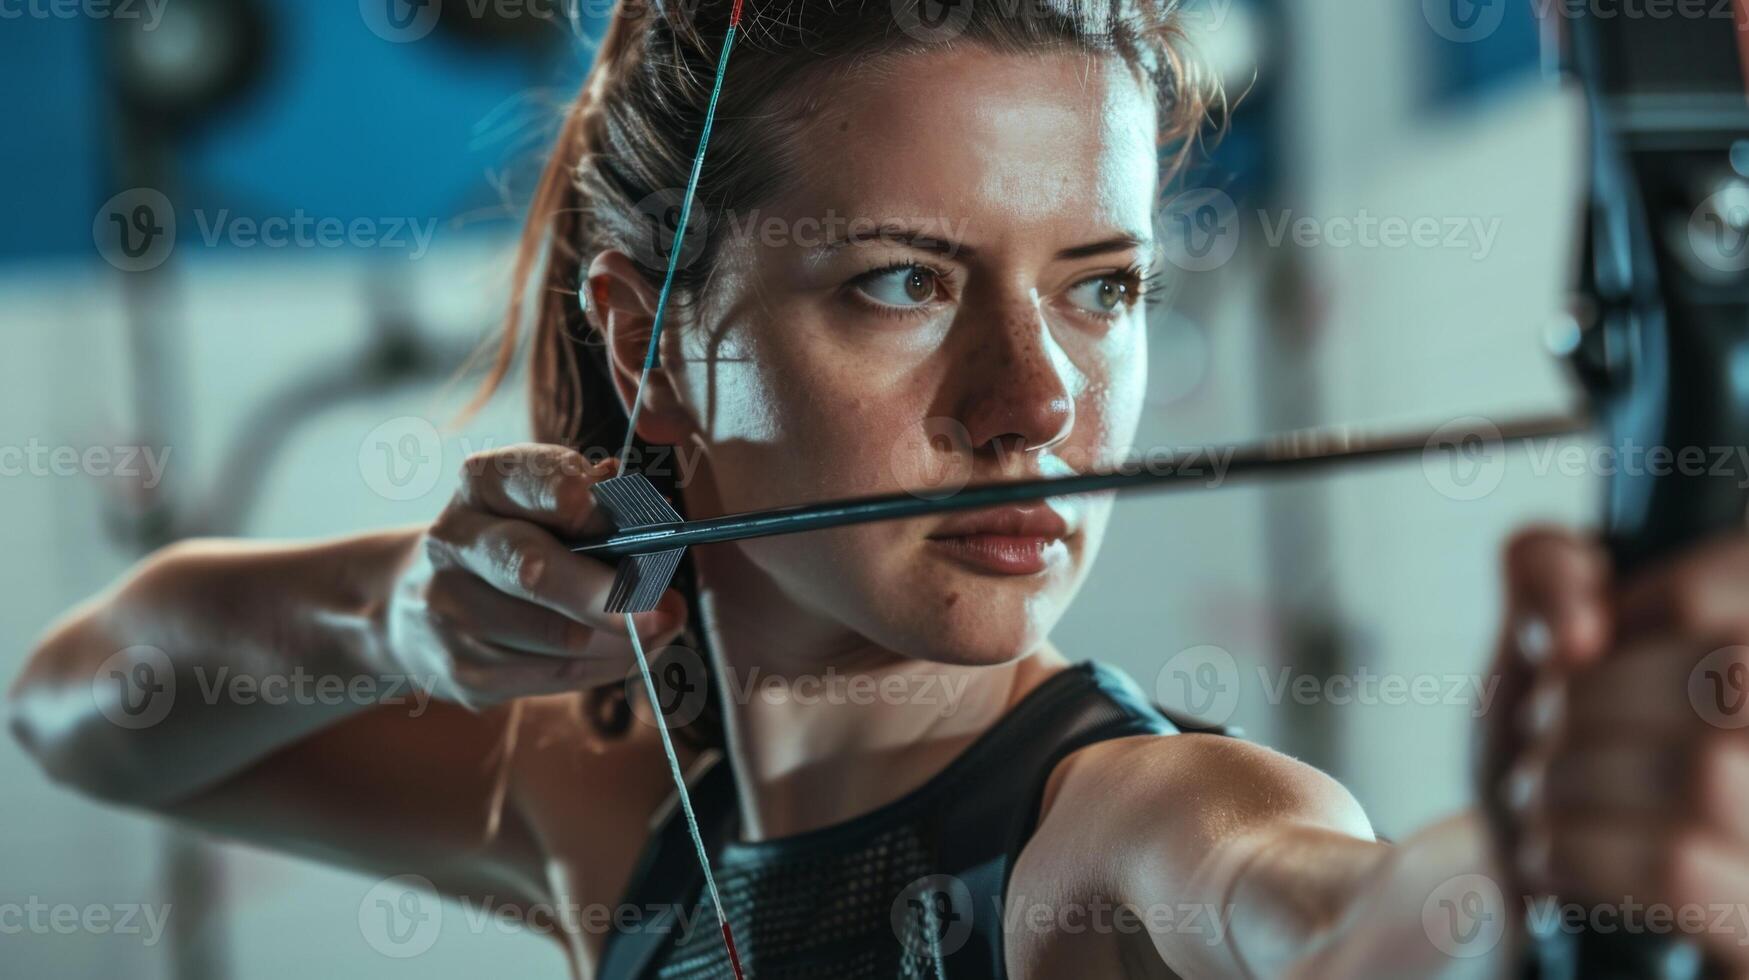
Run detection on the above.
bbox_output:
[591,473,688,613]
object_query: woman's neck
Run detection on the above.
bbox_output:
[691,545,1068,842]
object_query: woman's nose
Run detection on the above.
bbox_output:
[953,297,1076,461]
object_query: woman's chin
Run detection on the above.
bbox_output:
[883,592,1060,668]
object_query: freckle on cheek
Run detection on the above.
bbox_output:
[944,593,960,609]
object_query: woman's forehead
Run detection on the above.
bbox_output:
[771,46,1161,241]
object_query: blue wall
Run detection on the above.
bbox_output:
[0,2,595,264]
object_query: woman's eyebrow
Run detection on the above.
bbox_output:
[820,224,972,259]
[1054,233,1151,261]
[814,228,1150,262]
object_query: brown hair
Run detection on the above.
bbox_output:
[474,0,1213,750]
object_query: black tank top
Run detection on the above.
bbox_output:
[596,661,1233,980]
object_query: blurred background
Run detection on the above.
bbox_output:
[0,0,1594,976]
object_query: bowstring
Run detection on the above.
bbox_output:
[611,4,747,977]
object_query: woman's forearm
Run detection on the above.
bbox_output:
[1280,812,1516,980]
[7,528,424,808]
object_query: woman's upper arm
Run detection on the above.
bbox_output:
[1021,733,1382,978]
[159,698,553,910]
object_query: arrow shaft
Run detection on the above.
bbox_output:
[572,414,1586,559]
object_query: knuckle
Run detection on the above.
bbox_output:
[510,549,547,594]
[550,475,598,531]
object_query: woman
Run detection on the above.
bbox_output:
[14,1,1749,977]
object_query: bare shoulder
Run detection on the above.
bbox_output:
[1040,733,1374,845]
[1005,734,1375,977]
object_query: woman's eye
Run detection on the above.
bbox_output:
[1065,275,1134,316]
[854,265,939,308]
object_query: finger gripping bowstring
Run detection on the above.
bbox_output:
[607,1,746,977]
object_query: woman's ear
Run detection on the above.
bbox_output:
[584,249,694,447]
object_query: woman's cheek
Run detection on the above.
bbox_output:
[1102,316,1150,454]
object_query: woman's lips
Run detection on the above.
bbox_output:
[926,534,1064,575]
[925,505,1073,575]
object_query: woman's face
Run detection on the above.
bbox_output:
[666,46,1159,665]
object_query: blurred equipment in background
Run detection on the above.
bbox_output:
[92,4,581,979]
[1541,4,1749,978]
